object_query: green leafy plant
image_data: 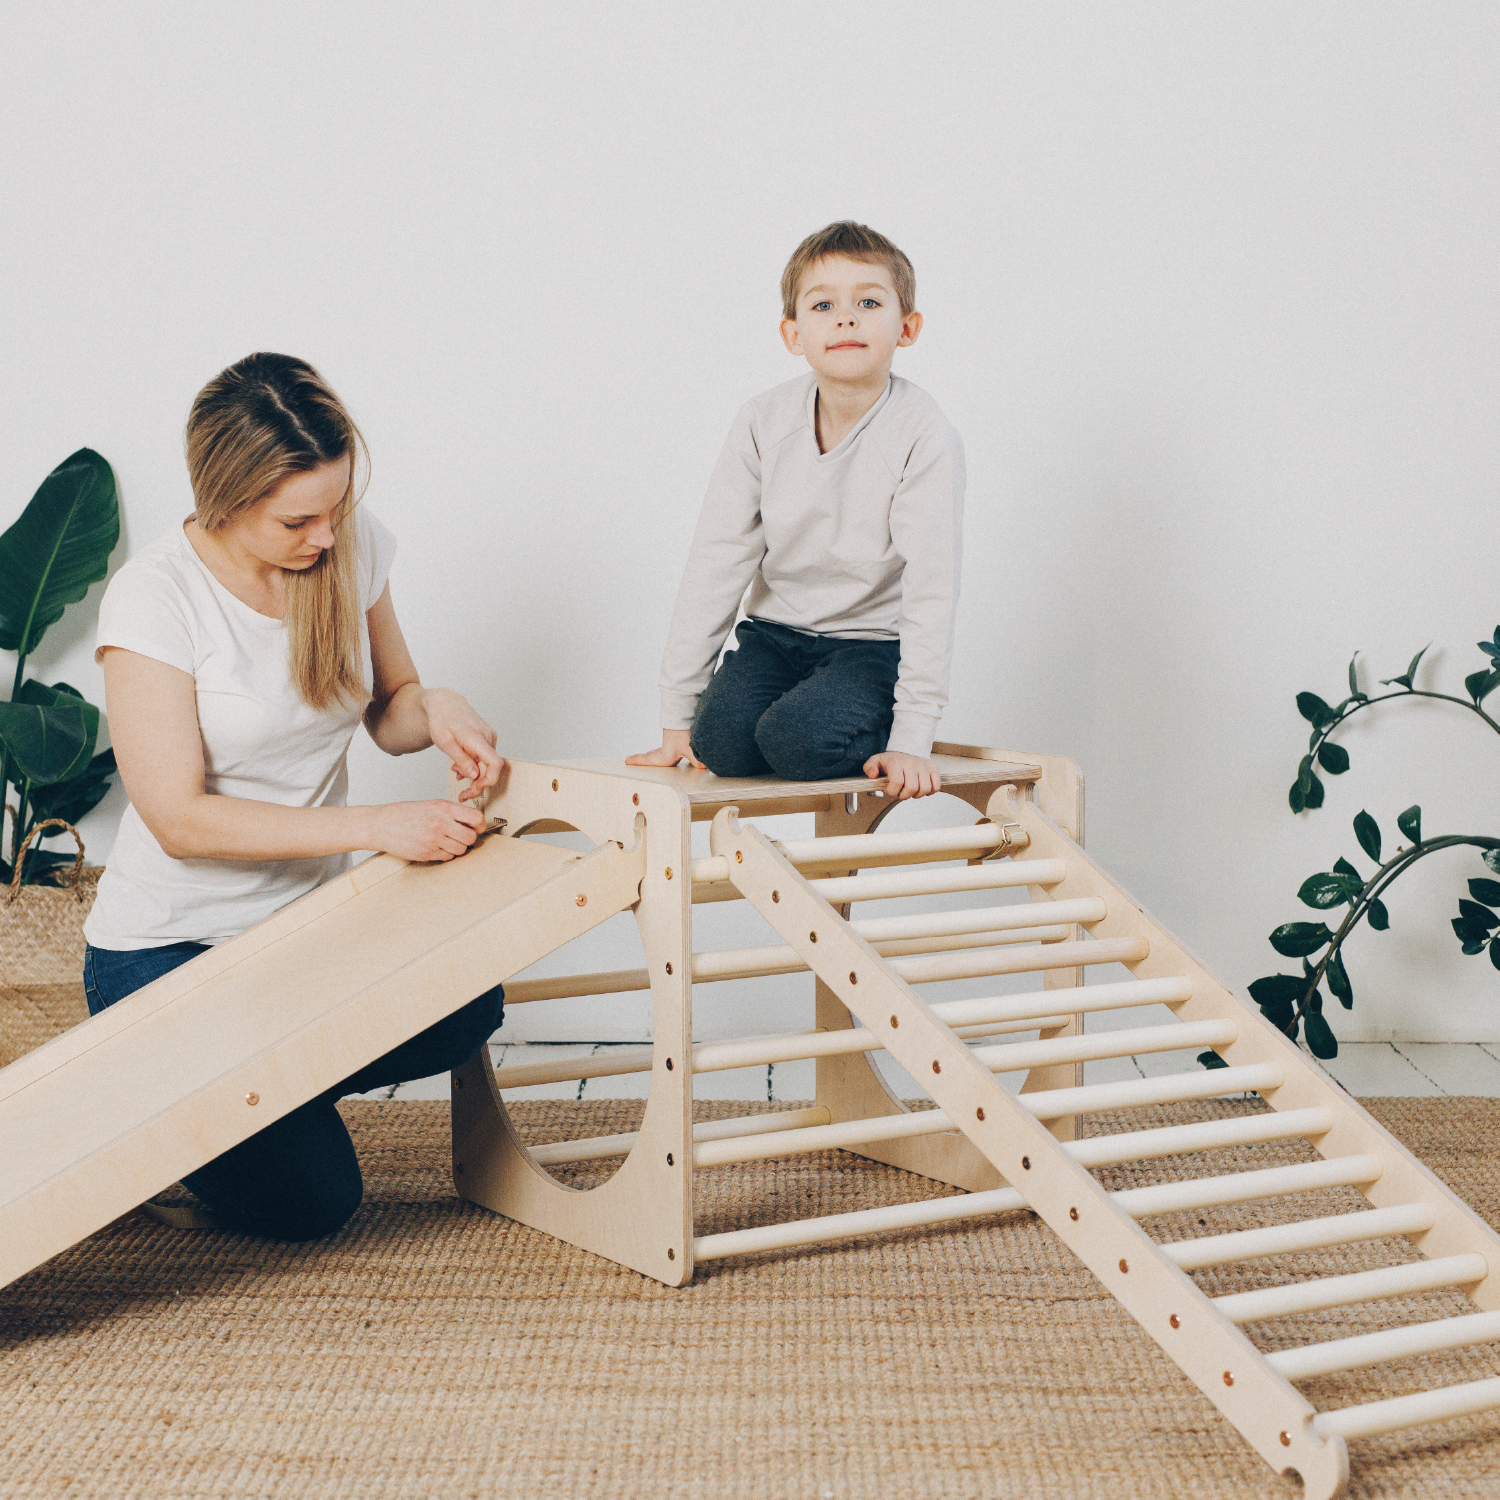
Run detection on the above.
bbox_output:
[1202,630,1500,1068]
[0,450,120,885]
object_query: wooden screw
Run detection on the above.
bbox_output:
[575,894,587,906]
[245,1092,260,1106]
[665,867,673,880]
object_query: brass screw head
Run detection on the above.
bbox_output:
[551,779,559,791]
[1118,1258,1129,1273]
[665,1057,674,1071]
[1279,1432,1291,1447]
[245,1092,260,1106]
[848,971,858,985]
[931,1060,941,1074]
[665,867,673,879]
[666,1153,674,1166]
[772,890,780,902]
[809,931,818,943]
[889,1015,899,1028]
[1021,1156,1031,1170]
[575,894,587,906]
[667,1247,676,1260]
[1169,1314,1180,1329]
[976,1107,986,1122]
[632,793,639,805]
[1222,1371,1234,1387]
[735,850,743,863]
[453,1075,464,1089]
[665,962,673,975]
[1069,1207,1079,1221]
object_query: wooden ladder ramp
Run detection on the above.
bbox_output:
[464,755,1500,1500]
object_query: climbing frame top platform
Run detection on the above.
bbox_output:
[543,745,1042,821]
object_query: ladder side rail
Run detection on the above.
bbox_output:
[713,807,1348,1500]
[1004,790,1500,1299]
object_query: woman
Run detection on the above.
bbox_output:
[84,352,504,1240]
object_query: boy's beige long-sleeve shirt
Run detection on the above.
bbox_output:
[658,373,965,758]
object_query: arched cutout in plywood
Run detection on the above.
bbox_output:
[492,815,654,1190]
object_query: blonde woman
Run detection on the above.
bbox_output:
[83,352,504,1240]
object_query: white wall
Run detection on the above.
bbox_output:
[2,3,1497,1043]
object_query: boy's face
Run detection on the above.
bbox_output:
[780,254,921,382]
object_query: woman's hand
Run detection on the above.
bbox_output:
[371,799,487,862]
[626,728,706,770]
[422,687,504,802]
[863,750,942,799]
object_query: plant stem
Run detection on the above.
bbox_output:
[1312,690,1500,767]
[0,650,25,875]
[1293,834,1500,1027]
[12,779,31,875]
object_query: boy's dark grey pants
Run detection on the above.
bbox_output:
[689,618,901,781]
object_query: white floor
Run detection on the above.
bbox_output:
[353,1039,1500,1103]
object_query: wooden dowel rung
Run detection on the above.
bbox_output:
[969,1019,1236,1075]
[1313,1376,1500,1441]
[692,1186,1026,1261]
[1214,1253,1489,1325]
[691,822,1009,885]
[529,1106,831,1167]
[1268,1310,1500,1381]
[503,967,651,1005]
[852,898,1104,944]
[1070,1107,1334,1169]
[1019,1062,1283,1121]
[495,1046,655,1089]
[1110,1154,1382,1220]
[1161,1204,1437,1271]
[810,859,1068,904]
[890,935,1148,985]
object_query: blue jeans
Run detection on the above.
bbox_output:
[83,941,504,1241]
[691,618,902,780]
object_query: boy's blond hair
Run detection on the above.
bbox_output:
[780,221,916,320]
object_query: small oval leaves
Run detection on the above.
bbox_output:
[1303,1009,1339,1059]
[1298,872,1361,909]
[1317,742,1350,775]
[1469,878,1500,909]
[1354,810,1381,864]
[1297,692,1336,727]
[1249,974,1306,1008]
[1397,805,1422,845]
[1465,667,1500,705]
[1270,922,1333,957]
[1326,949,1353,1009]
[1304,772,1325,809]
[1367,898,1391,931]
[1288,779,1307,814]
[1492,938,1500,972]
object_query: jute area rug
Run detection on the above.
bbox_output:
[5,1095,1500,1499]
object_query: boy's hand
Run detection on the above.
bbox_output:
[863,751,942,799]
[626,728,706,770]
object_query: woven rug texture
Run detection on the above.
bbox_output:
[4,1095,1500,1499]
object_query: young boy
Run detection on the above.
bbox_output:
[628,221,964,800]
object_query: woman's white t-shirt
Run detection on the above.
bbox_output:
[84,508,397,950]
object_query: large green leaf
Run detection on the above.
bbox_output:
[0,449,118,657]
[1270,921,1332,957]
[0,680,99,785]
[1354,810,1381,863]
[1298,871,1362,909]
[1303,1009,1339,1059]
[27,747,115,826]
[1469,878,1500,909]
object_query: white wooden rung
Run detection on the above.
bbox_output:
[693,1186,1025,1261]
[1018,1063,1283,1121]
[528,1106,832,1167]
[810,859,1067,905]
[1214,1254,1489,1325]
[1109,1155,1382,1220]
[692,822,1009,884]
[968,1019,1235,1074]
[850,897,1104,944]
[889,935,1147,986]
[1268,1310,1500,1381]
[1313,1376,1500,1441]
[1162,1204,1438,1271]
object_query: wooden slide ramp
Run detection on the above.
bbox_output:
[0,821,648,1293]
[457,749,1500,1500]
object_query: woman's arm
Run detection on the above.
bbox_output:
[103,647,484,863]
[362,583,503,802]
